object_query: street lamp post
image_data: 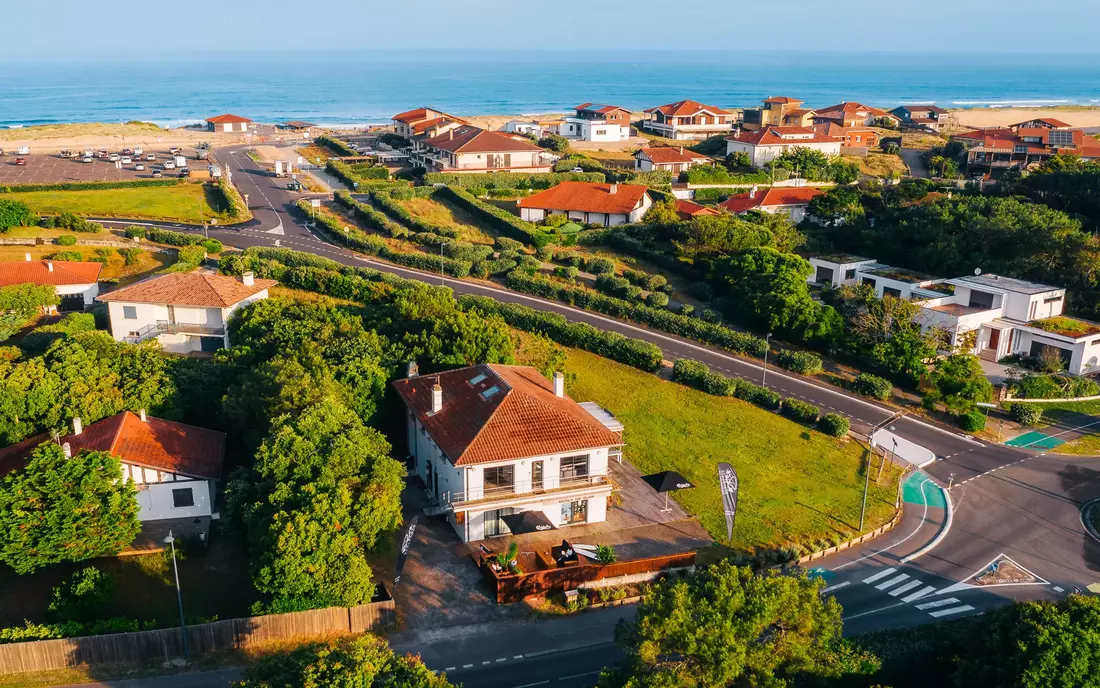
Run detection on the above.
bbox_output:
[879,433,897,481]
[439,242,449,286]
[862,413,902,531]
[343,226,349,247]
[762,333,773,388]
[164,531,188,659]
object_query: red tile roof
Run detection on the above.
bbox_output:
[1012,117,1071,129]
[675,199,721,220]
[636,147,712,165]
[812,123,875,139]
[0,411,225,480]
[896,104,948,115]
[645,99,733,117]
[0,260,101,287]
[575,103,631,116]
[816,102,890,118]
[424,126,543,154]
[206,114,252,124]
[97,272,276,307]
[517,181,649,215]
[726,126,843,146]
[393,107,431,123]
[719,186,824,213]
[764,96,803,105]
[392,364,622,466]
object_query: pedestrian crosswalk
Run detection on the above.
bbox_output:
[852,567,976,619]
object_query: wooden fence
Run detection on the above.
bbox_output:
[0,599,395,674]
[486,551,696,604]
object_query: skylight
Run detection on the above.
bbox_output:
[480,386,500,399]
[469,374,487,385]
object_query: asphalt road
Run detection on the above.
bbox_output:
[101,144,1100,631]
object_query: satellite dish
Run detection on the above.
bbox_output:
[974,268,982,276]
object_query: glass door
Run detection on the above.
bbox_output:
[560,500,589,525]
[532,461,543,491]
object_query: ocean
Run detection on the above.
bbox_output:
[2,50,1099,128]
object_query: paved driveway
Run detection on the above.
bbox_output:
[899,147,929,178]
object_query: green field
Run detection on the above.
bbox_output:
[5,183,232,223]
[537,346,901,551]
[399,195,498,244]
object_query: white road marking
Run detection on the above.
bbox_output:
[515,655,524,659]
[929,605,975,618]
[841,601,907,621]
[463,664,473,669]
[445,667,455,672]
[558,671,602,680]
[889,580,924,597]
[1053,586,1064,593]
[497,658,507,662]
[862,568,898,584]
[513,682,550,688]
[915,597,960,610]
[875,573,911,590]
[820,581,851,593]
[901,585,938,602]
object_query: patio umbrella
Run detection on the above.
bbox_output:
[641,470,696,512]
[501,510,557,535]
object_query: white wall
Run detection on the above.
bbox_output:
[134,478,214,521]
[725,140,844,168]
[56,282,99,306]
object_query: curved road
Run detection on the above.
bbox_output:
[107,145,1100,633]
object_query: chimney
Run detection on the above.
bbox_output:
[448,129,454,140]
[406,361,419,378]
[72,417,83,435]
[241,271,255,286]
[62,442,72,458]
[139,408,147,422]
[609,183,618,195]
[24,252,32,262]
[553,372,565,398]
[47,261,54,272]
[749,185,758,199]
[679,146,684,155]
[431,383,443,413]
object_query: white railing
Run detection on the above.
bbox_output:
[434,473,610,509]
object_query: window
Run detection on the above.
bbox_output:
[483,465,514,492]
[883,286,902,298]
[1044,295,1063,304]
[560,500,588,525]
[968,290,996,310]
[123,306,137,319]
[560,455,589,482]
[172,488,194,508]
[844,268,857,280]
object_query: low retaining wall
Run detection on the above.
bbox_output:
[1004,394,1100,403]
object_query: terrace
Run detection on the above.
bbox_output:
[863,266,939,284]
[817,253,872,264]
[1027,316,1100,340]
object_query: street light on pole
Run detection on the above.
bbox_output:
[163,531,188,659]
[439,241,449,286]
[762,333,773,388]
[878,431,897,481]
[343,226,349,247]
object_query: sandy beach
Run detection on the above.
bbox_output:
[950,107,1100,129]
[0,122,248,154]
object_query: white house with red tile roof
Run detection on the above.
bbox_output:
[391,107,467,139]
[517,181,652,227]
[813,102,897,128]
[0,255,102,310]
[0,411,225,542]
[725,126,844,167]
[551,103,632,142]
[205,114,252,133]
[813,122,878,148]
[675,199,721,221]
[98,271,275,354]
[641,100,737,140]
[719,185,824,223]
[410,125,550,174]
[634,146,712,173]
[393,363,623,542]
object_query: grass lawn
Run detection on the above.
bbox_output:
[1058,434,1100,455]
[296,143,340,165]
[399,195,497,244]
[5,183,233,223]
[848,153,908,178]
[523,345,901,551]
[0,245,173,286]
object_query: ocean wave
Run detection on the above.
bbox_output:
[951,99,1073,107]
[146,119,206,129]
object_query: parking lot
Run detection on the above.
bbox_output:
[0,147,209,185]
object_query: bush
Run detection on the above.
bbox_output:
[702,371,738,396]
[553,265,579,281]
[1010,402,1043,426]
[202,239,223,254]
[959,411,986,432]
[852,373,893,400]
[595,544,618,565]
[586,258,614,275]
[818,413,850,437]
[781,398,820,423]
[0,198,40,229]
[145,227,207,247]
[177,245,206,265]
[423,171,604,190]
[679,304,694,316]
[1,179,180,194]
[645,292,669,308]
[118,248,142,266]
[775,350,823,375]
[49,251,84,261]
[734,380,781,410]
[543,213,570,228]
[535,245,554,260]
[1012,373,1099,400]
[56,234,77,246]
[123,226,145,239]
[685,165,771,185]
[47,567,114,622]
[315,134,356,157]
[700,308,721,324]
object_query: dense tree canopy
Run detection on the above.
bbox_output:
[926,353,994,414]
[0,443,140,574]
[1016,154,1100,233]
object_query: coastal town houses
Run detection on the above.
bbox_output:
[813,102,897,128]
[812,122,877,150]
[1,255,101,311]
[807,255,1100,375]
[641,100,738,140]
[502,120,545,137]
[394,363,623,543]
[98,271,275,354]
[724,126,844,168]
[719,185,824,223]
[634,146,712,174]
[0,410,226,545]
[517,181,652,226]
[741,96,811,130]
[953,121,1100,174]
[205,114,252,133]
[551,103,632,142]
[408,125,551,174]
[890,104,952,132]
[391,107,467,140]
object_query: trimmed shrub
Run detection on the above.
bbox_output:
[700,308,722,324]
[123,227,145,239]
[56,235,77,246]
[49,251,84,261]
[644,274,667,292]
[818,413,850,437]
[177,245,207,265]
[495,236,525,253]
[43,212,102,233]
[202,239,224,254]
[645,292,669,308]
[852,373,892,400]
[775,350,823,375]
[586,257,614,275]
[1,179,180,194]
[1012,373,1099,400]
[145,227,207,247]
[959,411,986,432]
[672,359,710,387]
[119,248,142,266]
[691,187,740,203]
[332,190,407,238]
[679,304,694,316]
[781,398,820,423]
[702,371,738,396]
[735,380,781,410]
[1010,402,1043,426]
[689,282,714,301]
[553,265,579,281]
[423,171,605,189]
[315,134,356,157]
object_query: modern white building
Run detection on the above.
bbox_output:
[0,256,102,311]
[0,410,225,544]
[393,363,623,543]
[516,181,652,227]
[98,271,275,354]
[808,255,1100,375]
[725,126,844,168]
[502,120,545,137]
[549,104,632,142]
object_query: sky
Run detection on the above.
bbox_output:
[4,0,1100,59]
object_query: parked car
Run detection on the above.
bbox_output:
[179,168,191,178]
[121,148,132,156]
[169,146,181,155]
[151,169,163,177]
[109,154,120,162]
[134,163,145,171]
[59,149,73,158]
[133,146,143,156]
[82,155,93,163]
[146,153,156,161]
[16,146,29,155]
[15,157,26,165]
[163,160,175,169]
[121,156,132,164]
[97,149,109,158]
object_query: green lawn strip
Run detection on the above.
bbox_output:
[5,184,232,224]
[1054,433,1100,456]
[543,346,900,552]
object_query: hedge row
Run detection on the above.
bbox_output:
[223,247,420,293]
[691,187,740,202]
[775,349,823,375]
[0,178,182,194]
[423,171,605,190]
[315,135,357,157]
[577,228,707,283]
[332,190,409,238]
[371,189,459,238]
[685,165,774,185]
[326,159,392,189]
[504,272,768,358]
[436,185,554,248]
[145,227,207,247]
[671,359,780,409]
[214,176,250,222]
[459,295,663,372]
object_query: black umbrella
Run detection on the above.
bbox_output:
[501,510,557,535]
[641,471,696,512]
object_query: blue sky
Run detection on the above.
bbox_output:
[5,0,1100,58]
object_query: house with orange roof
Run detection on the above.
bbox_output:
[641,100,738,140]
[517,181,652,226]
[675,199,721,221]
[813,102,897,128]
[394,363,624,542]
[725,126,844,167]
[205,113,252,133]
[633,146,713,173]
[391,107,467,140]
[719,185,824,223]
[0,410,225,544]
[409,125,551,174]
[813,122,878,149]
[0,255,102,310]
[952,123,1100,174]
[98,271,275,354]
[741,96,808,130]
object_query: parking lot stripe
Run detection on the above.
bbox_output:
[915,597,960,610]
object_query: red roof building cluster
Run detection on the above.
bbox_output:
[423,126,543,154]
[517,181,649,215]
[644,99,733,117]
[675,199,721,220]
[636,146,711,165]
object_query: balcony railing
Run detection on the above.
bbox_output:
[433,473,611,510]
[122,321,224,344]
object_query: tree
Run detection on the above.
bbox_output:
[599,560,878,688]
[672,215,776,260]
[0,199,38,230]
[537,133,570,153]
[0,443,140,574]
[808,186,865,227]
[644,197,682,226]
[926,353,994,414]
[725,151,752,169]
[234,634,455,688]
